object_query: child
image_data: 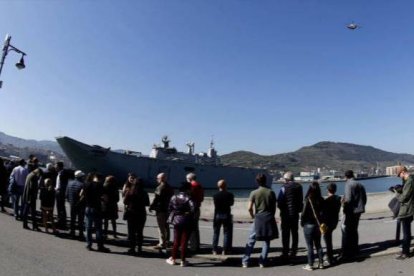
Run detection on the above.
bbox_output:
[40,178,57,233]
[323,183,341,265]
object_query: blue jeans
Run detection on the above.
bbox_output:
[242,223,270,266]
[12,192,22,218]
[85,207,103,248]
[303,224,323,266]
[212,214,232,252]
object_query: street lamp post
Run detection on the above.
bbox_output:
[0,34,27,89]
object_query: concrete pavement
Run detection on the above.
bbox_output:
[1,204,413,275]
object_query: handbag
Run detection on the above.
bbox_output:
[308,198,328,235]
[388,197,400,219]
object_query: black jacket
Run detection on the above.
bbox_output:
[278,182,303,217]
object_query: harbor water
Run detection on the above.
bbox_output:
[204,176,401,198]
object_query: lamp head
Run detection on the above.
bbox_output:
[15,55,25,70]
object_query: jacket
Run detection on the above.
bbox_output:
[168,192,195,227]
[343,179,367,214]
[278,181,303,217]
[149,182,174,213]
[255,211,278,241]
[396,175,414,219]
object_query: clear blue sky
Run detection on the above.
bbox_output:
[1,0,413,155]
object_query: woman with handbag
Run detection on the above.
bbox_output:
[301,181,325,271]
[166,182,195,267]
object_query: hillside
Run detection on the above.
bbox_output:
[221,141,414,173]
[0,131,69,165]
[0,131,63,154]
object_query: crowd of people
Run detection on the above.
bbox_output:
[0,156,413,270]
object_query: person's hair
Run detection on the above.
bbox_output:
[305,181,322,200]
[217,179,227,190]
[44,178,53,191]
[56,161,64,169]
[104,175,117,187]
[85,172,95,184]
[33,168,43,176]
[256,173,267,186]
[186,173,196,181]
[128,172,137,178]
[283,171,294,181]
[345,170,354,179]
[93,173,103,182]
[327,182,337,194]
[19,159,26,166]
[179,181,191,192]
[46,163,54,171]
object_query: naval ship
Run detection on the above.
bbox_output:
[56,136,272,189]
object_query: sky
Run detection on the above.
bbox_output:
[0,0,413,155]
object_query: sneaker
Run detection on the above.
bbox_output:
[212,250,218,255]
[97,246,111,253]
[242,263,248,268]
[303,264,314,271]
[318,263,325,269]
[396,254,409,260]
[166,257,176,265]
[323,260,331,267]
[180,260,189,267]
[154,244,164,250]
[127,248,136,255]
[259,263,265,268]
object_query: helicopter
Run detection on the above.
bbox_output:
[346,22,360,30]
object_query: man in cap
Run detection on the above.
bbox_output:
[394,166,414,260]
[340,170,367,261]
[66,170,86,239]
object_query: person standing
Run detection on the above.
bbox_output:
[40,178,57,233]
[22,168,43,230]
[102,175,120,239]
[55,161,69,229]
[394,166,414,260]
[81,173,110,252]
[241,174,278,268]
[323,183,341,265]
[340,170,367,261]
[0,158,8,212]
[186,173,204,253]
[66,170,86,239]
[278,171,303,261]
[301,182,325,271]
[124,177,149,255]
[212,179,234,255]
[150,173,174,249]
[9,159,28,220]
[166,182,195,267]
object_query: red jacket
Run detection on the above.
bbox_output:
[190,181,204,208]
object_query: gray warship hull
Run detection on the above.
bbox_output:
[56,136,272,189]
